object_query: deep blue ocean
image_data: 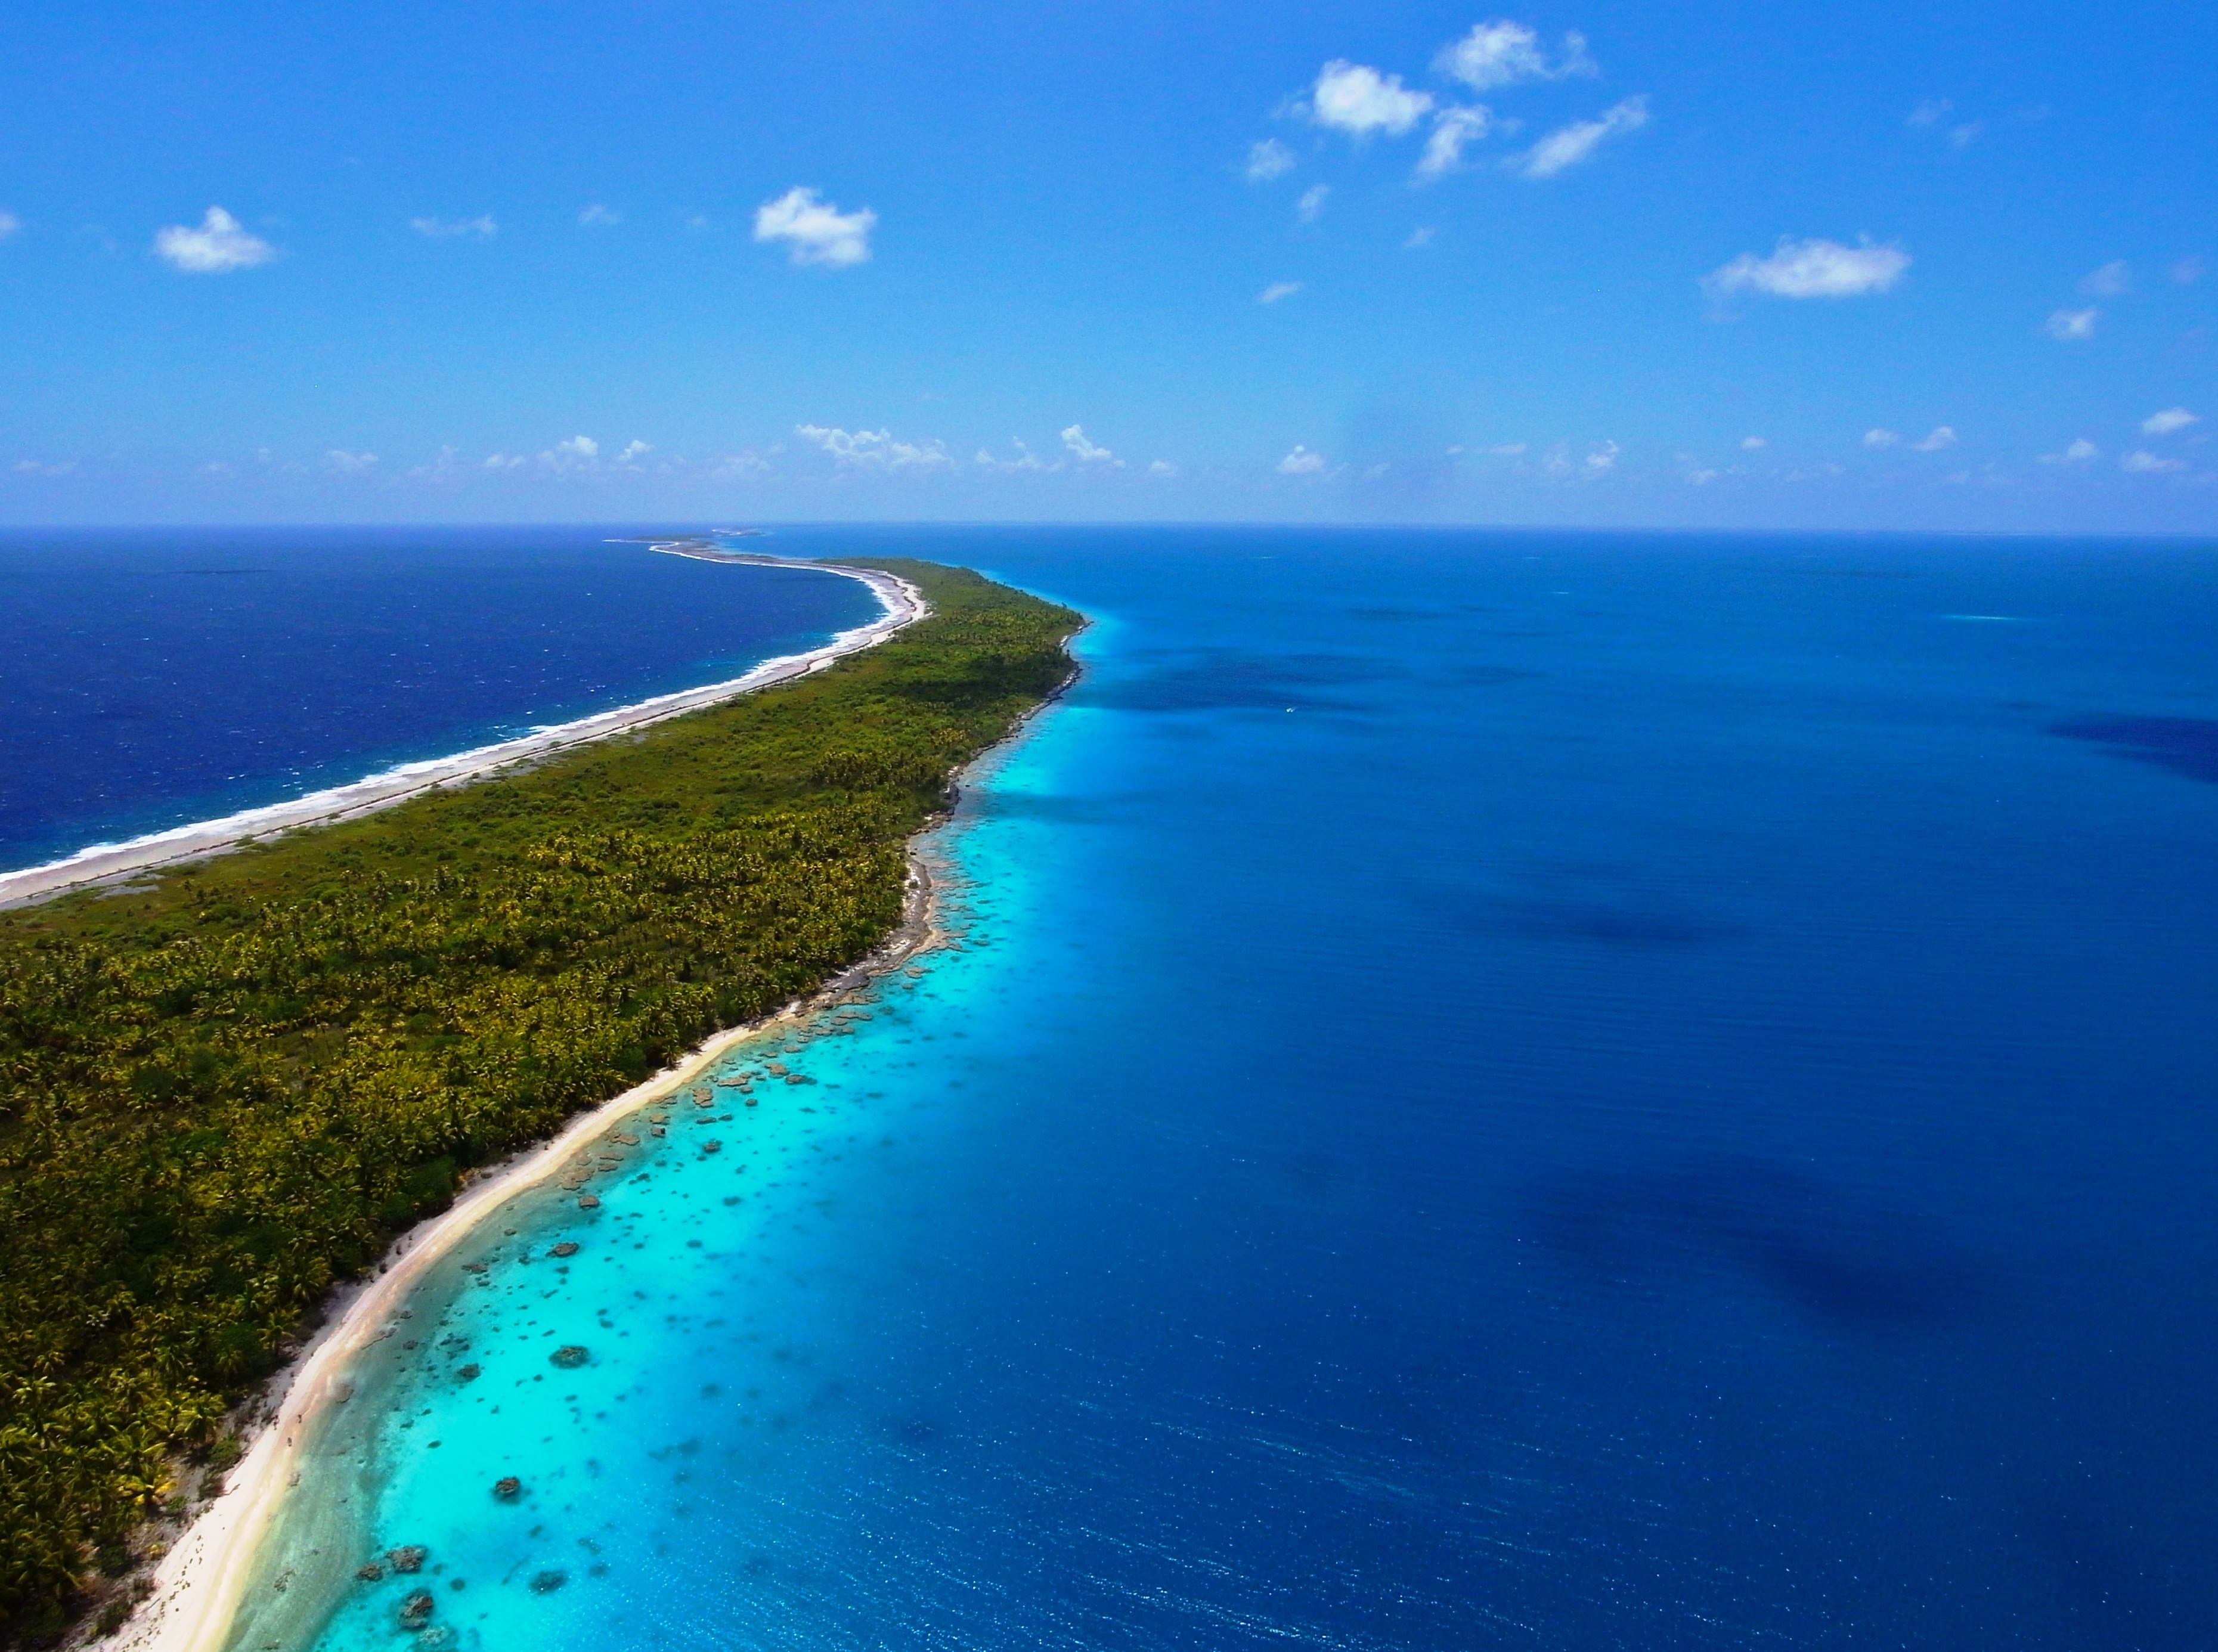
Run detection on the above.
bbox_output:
[20,526,2218,1650]
[0,527,881,873]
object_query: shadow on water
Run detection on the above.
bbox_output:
[1524,1155,1994,1329]
[2051,715,2218,783]
[1073,650,1392,713]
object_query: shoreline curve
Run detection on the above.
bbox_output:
[0,556,925,912]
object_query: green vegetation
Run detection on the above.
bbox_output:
[0,559,1080,1639]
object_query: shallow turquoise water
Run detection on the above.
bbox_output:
[240,528,2218,1650]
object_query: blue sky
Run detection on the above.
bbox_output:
[1,0,2213,529]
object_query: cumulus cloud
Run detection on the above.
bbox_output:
[1277,444,1327,474]
[1258,281,1302,305]
[1705,236,1910,300]
[551,435,597,461]
[1863,429,1901,449]
[1296,184,1330,224]
[1740,436,1767,450]
[2044,307,2098,340]
[616,440,652,464]
[2080,260,2130,296]
[1306,61,1433,138]
[1435,20,1596,89]
[754,187,876,268]
[795,424,950,469]
[578,204,622,227]
[2141,407,2199,436]
[1912,426,1958,451]
[323,450,379,473]
[1148,459,1179,476]
[411,215,497,239]
[1403,226,1436,249]
[1417,106,1495,180]
[975,440,1051,473]
[1514,97,1648,178]
[483,453,528,470]
[2039,438,2099,464]
[1245,139,1297,181]
[154,206,275,273]
[1061,424,1120,464]
[2121,450,2186,473]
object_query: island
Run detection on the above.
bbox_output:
[0,558,1082,1645]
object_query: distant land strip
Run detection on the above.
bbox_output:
[0,558,1083,1645]
[0,554,924,912]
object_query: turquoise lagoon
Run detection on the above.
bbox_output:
[211,528,2218,1650]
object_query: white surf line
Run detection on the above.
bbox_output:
[0,562,927,911]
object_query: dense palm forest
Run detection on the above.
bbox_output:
[0,559,1080,1641]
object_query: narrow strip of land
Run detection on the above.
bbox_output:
[0,559,924,911]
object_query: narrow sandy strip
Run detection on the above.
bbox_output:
[0,559,925,912]
[122,854,943,1652]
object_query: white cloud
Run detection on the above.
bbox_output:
[795,424,951,470]
[0,211,18,240]
[975,440,1051,473]
[1684,466,1720,485]
[1403,226,1436,249]
[1863,428,1901,449]
[2141,407,2199,436]
[483,453,528,470]
[552,435,597,460]
[1912,426,1958,451]
[1417,106,1495,180]
[1306,61,1433,138]
[1514,97,1649,179]
[617,439,652,464]
[1148,459,1179,476]
[2079,260,2130,296]
[154,206,275,273]
[1949,122,1981,150]
[12,458,77,476]
[323,450,379,473]
[1584,439,1619,475]
[1277,444,1327,474]
[1740,436,1767,450]
[1907,98,1953,125]
[753,187,876,268]
[578,204,622,227]
[1296,184,1330,224]
[2122,450,2186,473]
[411,215,496,239]
[1257,281,1302,305]
[1245,139,1297,182]
[1061,424,1120,464]
[1705,236,1910,300]
[1435,21,1595,89]
[2039,438,2099,464]
[2044,307,2098,340]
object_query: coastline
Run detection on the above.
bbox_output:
[120,854,944,1652]
[0,559,925,912]
[113,621,1083,1652]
